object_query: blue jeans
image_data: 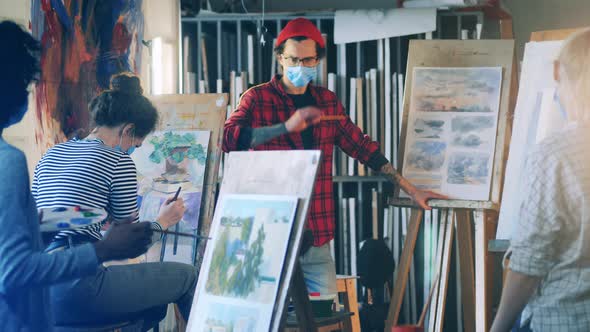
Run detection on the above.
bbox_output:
[50,262,197,328]
[299,244,338,296]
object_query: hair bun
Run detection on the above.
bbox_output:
[110,73,143,95]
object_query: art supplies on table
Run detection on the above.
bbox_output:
[39,206,107,233]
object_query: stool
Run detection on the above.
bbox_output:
[336,275,361,332]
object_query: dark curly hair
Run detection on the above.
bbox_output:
[89,73,158,138]
[0,21,40,127]
[274,36,326,59]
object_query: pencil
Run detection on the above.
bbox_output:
[320,115,346,121]
[171,186,182,201]
[154,229,211,240]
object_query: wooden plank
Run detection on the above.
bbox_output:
[395,40,516,206]
[200,37,210,93]
[389,197,499,211]
[530,28,585,41]
[474,209,498,332]
[428,209,448,332]
[455,209,476,332]
[229,70,236,110]
[434,209,455,332]
[356,78,366,176]
[149,93,228,267]
[385,208,424,329]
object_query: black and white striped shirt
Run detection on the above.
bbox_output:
[32,139,143,242]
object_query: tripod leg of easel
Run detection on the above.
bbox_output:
[385,208,423,330]
[455,209,476,332]
[433,209,455,332]
[287,262,318,332]
[474,209,498,332]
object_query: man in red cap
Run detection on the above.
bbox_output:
[223,17,444,298]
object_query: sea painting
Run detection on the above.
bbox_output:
[132,130,210,263]
[411,67,502,114]
[31,0,144,151]
[187,194,299,332]
[201,303,259,332]
[402,67,502,200]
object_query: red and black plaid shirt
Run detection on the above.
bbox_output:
[223,75,385,246]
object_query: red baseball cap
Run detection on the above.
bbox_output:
[276,17,325,48]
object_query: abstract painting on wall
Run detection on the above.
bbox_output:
[187,194,299,331]
[132,130,210,263]
[31,0,144,151]
[401,67,503,200]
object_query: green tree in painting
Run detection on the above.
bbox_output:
[148,131,207,165]
[228,225,265,297]
[205,216,266,298]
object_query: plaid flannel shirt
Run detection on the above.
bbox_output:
[223,75,383,246]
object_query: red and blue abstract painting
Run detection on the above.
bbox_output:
[31,0,144,150]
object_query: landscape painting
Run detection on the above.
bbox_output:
[132,130,210,262]
[410,67,502,114]
[406,141,447,173]
[402,67,502,200]
[188,194,299,331]
[201,303,259,332]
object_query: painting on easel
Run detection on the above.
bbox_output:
[132,130,210,262]
[401,67,503,200]
[188,194,299,331]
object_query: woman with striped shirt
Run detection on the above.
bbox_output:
[32,74,197,329]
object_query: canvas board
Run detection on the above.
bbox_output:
[395,40,515,206]
[496,41,565,239]
[401,67,503,200]
[133,130,210,262]
[146,94,228,266]
[186,150,321,332]
[188,194,299,331]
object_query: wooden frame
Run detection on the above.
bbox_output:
[149,93,228,267]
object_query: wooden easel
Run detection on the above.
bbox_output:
[384,39,518,332]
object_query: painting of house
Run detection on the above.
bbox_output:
[132,130,210,262]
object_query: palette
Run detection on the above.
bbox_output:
[39,206,108,233]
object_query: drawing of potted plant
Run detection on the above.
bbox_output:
[148,131,207,183]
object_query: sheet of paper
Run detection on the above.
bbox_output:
[334,8,436,44]
[496,41,565,240]
[403,0,470,8]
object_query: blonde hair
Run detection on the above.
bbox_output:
[557,28,590,122]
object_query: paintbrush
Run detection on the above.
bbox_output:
[320,115,347,121]
[171,186,182,201]
[154,229,211,240]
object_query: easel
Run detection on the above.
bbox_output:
[148,93,228,267]
[384,39,517,332]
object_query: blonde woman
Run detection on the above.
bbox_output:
[491,28,590,332]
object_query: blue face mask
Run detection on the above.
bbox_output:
[114,130,136,155]
[286,65,318,88]
[554,89,568,120]
[3,101,28,129]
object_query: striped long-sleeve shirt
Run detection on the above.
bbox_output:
[32,139,160,242]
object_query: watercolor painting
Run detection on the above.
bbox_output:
[200,303,258,332]
[414,118,445,138]
[406,141,447,172]
[204,196,298,303]
[411,67,502,113]
[451,115,496,148]
[31,0,144,151]
[188,194,299,332]
[447,152,490,185]
[132,130,210,262]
